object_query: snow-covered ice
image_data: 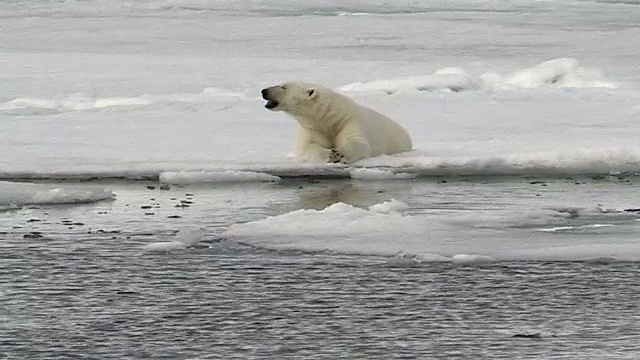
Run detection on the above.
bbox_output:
[340,58,617,94]
[3,55,638,179]
[339,68,479,94]
[0,87,247,115]
[1,0,640,180]
[224,199,640,261]
[224,202,428,256]
[489,58,617,91]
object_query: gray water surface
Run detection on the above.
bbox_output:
[2,178,640,359]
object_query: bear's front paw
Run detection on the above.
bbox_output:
[329,149,346,163]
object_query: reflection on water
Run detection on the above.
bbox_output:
[294,180,399,210]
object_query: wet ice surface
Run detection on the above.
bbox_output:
[2,178,640,359]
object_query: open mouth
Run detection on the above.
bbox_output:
[264,100,279,109]
[261,90,279,109]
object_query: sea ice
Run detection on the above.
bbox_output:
[368,199,410,214]
[224,199,640,262]
[159,170,281,184]
[142,228,204,252]
[0,181,114,210]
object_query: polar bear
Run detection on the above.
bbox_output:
[261,81,412,164]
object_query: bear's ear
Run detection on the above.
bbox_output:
[306,88,317,99]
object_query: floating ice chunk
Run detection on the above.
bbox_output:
[385,252,450,266]
[142,241,188,252]
[223,199,640,261]
[142,228,204,252]
[452,254,497,264]
[0,181,114,209]
[416,253,453,262]
[368,198,410,214]
[224,201,426,256]
[159,170,280,184]
[385,253,422,267]
[349,168,415,180]
[174,228,204,246]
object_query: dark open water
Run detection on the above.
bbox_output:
[2,179,640,359]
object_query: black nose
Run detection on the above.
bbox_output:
[261,88,268,96]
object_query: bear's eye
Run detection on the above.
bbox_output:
[307,89,315,97]
[281,85,287,90]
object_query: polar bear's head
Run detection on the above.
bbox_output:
[261,82,320,115]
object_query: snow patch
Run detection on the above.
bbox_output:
[356,147,640,177]
[159,170,281,184]
[340,67,477,94]
[340,58,616,95]
[491,58,617,90]
[0,88,247,114]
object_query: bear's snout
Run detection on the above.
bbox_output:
[261,87,280,110]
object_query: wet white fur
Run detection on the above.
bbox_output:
[265,81,412,163]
